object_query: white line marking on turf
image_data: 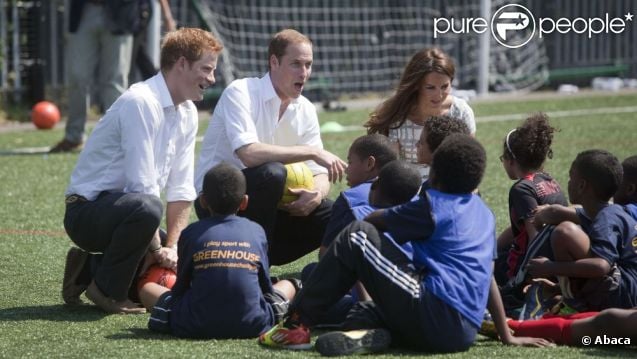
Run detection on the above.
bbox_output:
[230,105,636,137]
[477,106,637,122]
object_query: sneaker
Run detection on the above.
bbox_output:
[315,328,391,357]
[61,247,90,305]
[479,319,499,340]
[258,319,312,350]
[478,311,498,340]
[518,282,559,320]
[341,301,385,331]
[50,139,83,153]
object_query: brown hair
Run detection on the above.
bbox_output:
[160,28,223,71]
[365,48,455,135]
[268,29,312,70]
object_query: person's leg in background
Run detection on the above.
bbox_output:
[52,3,103,152]
[97,24,133,112]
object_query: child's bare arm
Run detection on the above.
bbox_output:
[497,226,514,251]
[524,219,540,244]
[352,281,372,302]
[364,209,387,230]
[527,256,611,278]
[533,204,579,229]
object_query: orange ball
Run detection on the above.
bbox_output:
[31,101,60,129]
[137,264,177,291]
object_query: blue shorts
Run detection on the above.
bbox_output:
[148,291,173,334]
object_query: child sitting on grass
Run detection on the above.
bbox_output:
[413,115,547,346]
[259,134,497,355]
[323,117,470,254]
[508,156,637,346]
[306,159,423,325]
[320,134,399,256]
[494,114,567,289]
[493,114,568,319]
[498,155,637,345]
[529,150,637,311]
[139,163,299,339]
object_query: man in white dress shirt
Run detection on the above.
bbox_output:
[194,29,346,265]
[61,28,222,314]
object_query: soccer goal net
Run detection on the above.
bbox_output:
[193,0,549,98]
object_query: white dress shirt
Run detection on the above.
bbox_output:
[195,73,326,193]
[66,73,198,202]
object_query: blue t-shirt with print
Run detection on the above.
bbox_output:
[169,215,274,338]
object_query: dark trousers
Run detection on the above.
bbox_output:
[195,162,331,265]
[63,192,163,301]
[293,221,478,352]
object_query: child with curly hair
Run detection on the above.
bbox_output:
[495,114,568,293]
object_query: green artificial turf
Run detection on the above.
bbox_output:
[0,92,636,357]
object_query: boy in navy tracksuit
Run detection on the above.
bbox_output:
[260,134,496,355]
[304,160,423,326]
[530,150,637,311]
[139,163,298,339]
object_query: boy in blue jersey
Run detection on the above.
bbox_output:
[322,117,471,256]
[320,134,397,256]
[529,150,637,311]
[260,134,496,355]
[138,163,299,339]
[305,160,422,325]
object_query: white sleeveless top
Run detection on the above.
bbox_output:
[387,96,475,179]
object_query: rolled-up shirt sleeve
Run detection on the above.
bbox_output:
[220,85,259,152]
[120,97,161,198]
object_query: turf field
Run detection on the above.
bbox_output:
[0,91,636,357]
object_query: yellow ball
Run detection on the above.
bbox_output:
[278,162,315,207]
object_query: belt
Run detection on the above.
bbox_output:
[65,194,88,204]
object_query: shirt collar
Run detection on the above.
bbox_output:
[152,72,176,109]
[261,73,301,105]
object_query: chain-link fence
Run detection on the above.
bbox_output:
[0,0,635,106]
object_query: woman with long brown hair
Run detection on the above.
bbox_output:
[365,48,475,178]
